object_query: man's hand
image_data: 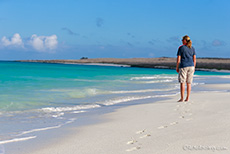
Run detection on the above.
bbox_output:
[176,67,179,73]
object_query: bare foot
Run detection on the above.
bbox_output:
[184,98,189,102]
[177,99,184,102]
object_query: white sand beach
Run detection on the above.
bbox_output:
[24,82,230,154]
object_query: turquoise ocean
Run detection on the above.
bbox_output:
[0,61,229,145]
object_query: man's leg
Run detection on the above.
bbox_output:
[185,83,191,101]
[178,83,185,102]
[185,67,194,102]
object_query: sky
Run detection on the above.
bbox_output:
[0,0,229,60]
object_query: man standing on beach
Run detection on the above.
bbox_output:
[176,35,196,102]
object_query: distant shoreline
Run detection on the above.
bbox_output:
[16,57,230,71]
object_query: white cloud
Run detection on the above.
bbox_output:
[0,33,58,52]
[30,34,44,51]
[1,36,11,46]
[1,33,23,47]
[45,35,58,50]
[30,34,58,52]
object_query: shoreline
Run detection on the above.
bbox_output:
[4,75,230,154]
[16,57,230,71]
[21,84,230,153]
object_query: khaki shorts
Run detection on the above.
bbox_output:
[178,66,195,83]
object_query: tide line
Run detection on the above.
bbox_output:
[109,88,177,94]
[130,75,177,80]
[17,125,62,136]
[0,136,36,145]
[102,93,179,106]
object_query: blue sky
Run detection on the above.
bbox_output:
[0,0,229,60]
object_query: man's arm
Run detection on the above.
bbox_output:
[176,55,181,73]
[193,55,196,67]
[193,55,196,71]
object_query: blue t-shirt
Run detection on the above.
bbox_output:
[177,45,196,68]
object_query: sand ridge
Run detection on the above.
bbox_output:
[18,57,230,70]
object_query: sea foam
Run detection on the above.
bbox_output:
[41,104,101,113]
[0,136,36,145]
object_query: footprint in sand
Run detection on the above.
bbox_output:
[140,134,151,138]
[136,129,146,134]
[127,138,137,145]
[126,146,141,152]
[158,122,178,129]
[170,121,178,125]
[158,125,168,129]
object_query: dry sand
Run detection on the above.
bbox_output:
[27,83,230,154]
